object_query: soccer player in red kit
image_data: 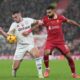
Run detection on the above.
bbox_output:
[41,5,80,78]
[22,4,80,79]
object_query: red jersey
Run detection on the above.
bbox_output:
[42,15,67,43]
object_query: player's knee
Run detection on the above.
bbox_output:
[65,52,71,59]
[31,49,40,58]
[34,53,40,58]
[44,50,50,55]
[12,65,19,70]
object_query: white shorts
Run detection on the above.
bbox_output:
[13,43,34,60]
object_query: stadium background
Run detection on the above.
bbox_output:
[0,0,80,59]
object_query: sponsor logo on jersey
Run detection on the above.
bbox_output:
[48,26,59,30]
[18,26,30,31]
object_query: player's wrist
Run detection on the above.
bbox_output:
[1,31,8,38]
[38,20,43,25]
[27,29,32,33]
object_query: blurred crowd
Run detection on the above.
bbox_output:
[0,0,80,55]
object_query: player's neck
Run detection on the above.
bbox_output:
[17,17,23,23]
[48,13,58,19]
[53,13,58,19]
[19,17,23,22]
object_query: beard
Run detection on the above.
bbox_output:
[48,15,54,19]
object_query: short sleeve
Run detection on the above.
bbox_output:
[60,15,68,22]
[27,17,36,24]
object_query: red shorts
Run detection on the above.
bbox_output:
[45,41,70,54]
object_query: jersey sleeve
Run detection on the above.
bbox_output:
[27,17,36,24]
[7,23,15,34]
[60,15,68,22]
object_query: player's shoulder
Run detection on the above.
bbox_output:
[42,16,49,22]
[57,14,67,22]
[23,17,34,21]
[58,14,66,19]
[11,22,17,26]
[43,16,48,20]
[23,17,36,24]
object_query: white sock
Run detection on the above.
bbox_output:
[12,69,16,77]
[35,57,43,76]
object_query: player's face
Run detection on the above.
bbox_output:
[12,13,22,23]
[46,9,55,18]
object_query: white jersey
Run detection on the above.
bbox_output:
[8,17,35,45]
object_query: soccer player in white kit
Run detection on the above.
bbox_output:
[0,10,43,78]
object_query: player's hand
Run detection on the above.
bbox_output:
[38,20,43,25]
[22,29,32,36]
[22,31,30,36]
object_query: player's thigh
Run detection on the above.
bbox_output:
[44,41,54,55]
[14,44,28,60]
[57,44,70,55]
[25,44,40,57]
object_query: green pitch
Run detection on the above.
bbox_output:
[0,59,80,80]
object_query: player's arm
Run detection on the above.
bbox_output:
[66,19,80,27]
[0,27,8,38]
[22,20,43,36]
[31,20,43,30]
[0,23,15,38]
[31,20,40,30]
[0,27,15,38]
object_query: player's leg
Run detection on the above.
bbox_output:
[64,53,80,78]
[58,44,80,78]
[29,45,43,78]
[44,49,53,70]
[12,60,22,77]
[12,44,27,77]
[43,49,50,77]
[43,41,54,77]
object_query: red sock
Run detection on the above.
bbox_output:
[67,57,75,73]
[44,54,49,68]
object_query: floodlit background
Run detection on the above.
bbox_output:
[0,0,80,80]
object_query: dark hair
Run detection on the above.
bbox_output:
[47,3,57,10]
[11,10,21,15]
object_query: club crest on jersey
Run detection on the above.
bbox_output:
[57,20,59,23]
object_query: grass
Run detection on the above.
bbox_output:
[0,59,80,80]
